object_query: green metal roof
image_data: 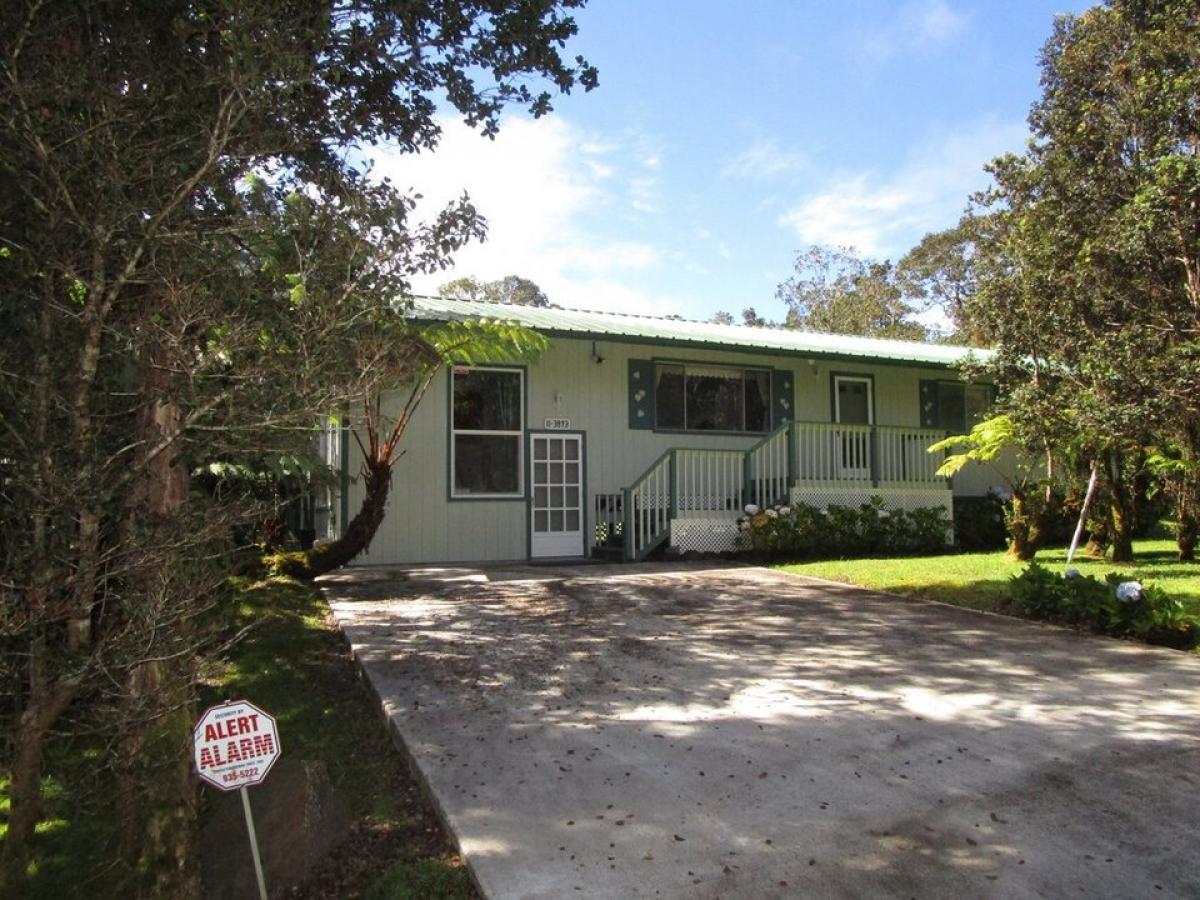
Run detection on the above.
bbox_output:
[409,297,991,369]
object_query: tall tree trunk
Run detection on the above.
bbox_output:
[1178,424,1200,562]
[0,670,76,894]
[115,350,202,898]
[303,457,393,576]
[1,296,64,894]
[1108,450,1136,563]
[1006,491,1038,560]
[1179,507,1198,562]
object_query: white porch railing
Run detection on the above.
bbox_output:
[792,422,874,483]
[791,421,947,486]
[874,425,947,484]
[617,421,948,560]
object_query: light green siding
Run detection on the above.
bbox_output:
[341,336,1000,565]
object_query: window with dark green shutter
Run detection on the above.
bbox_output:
[651,362,771,433]
[921,380,994,433]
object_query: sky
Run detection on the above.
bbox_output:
[372,0,1094,324]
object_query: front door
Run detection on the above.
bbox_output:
[530,432,584,558]
[834,376,873,479]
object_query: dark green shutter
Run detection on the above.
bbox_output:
[772,369,794,428]
[919,380,939,428]
[628,359,655,429]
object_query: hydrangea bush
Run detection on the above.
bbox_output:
[735,496,950,561]
[1009,563,1198,648]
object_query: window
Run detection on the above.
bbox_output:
[451,367,523,497]
[933,382,993,433]
[654,363,771,433]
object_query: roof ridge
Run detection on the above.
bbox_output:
[413,294,969,351]
[418,293,733,329]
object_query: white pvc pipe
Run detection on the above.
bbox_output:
[1067,462,1101,565]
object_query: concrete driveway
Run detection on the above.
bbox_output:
[321,562,1200,899]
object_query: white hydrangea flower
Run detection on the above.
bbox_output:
[1063,567,1081,578]
[738,520,750,531]
[1115,581,1143,603]
[779,506,792,516]
[744,504,760,515]
[765,509,778,519]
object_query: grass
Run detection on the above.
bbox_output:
[0,743,118,899]
[200,576,477,899]
[1,575,476,900]
[778,537,1200,619]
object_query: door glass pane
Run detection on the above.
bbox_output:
[549,440,563,460]
[535,486,548,507]
[837,380,870,424]
[565,510,580,531]
[534,462,547,484]
[550,510,564,531]
[565,441,578,460]
[534,510,548,531]
[550,462,563,483]
[565,486,579,507]
[550,486,563,507]
[534,439,548,460]
[564,462,579,484]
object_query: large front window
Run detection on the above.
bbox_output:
[654,363,770,432]
[451,367,523,497]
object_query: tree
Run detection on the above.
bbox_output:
[709,307,773,327]
[931,416,1060,560]
[969,0,1200,562]
[896,221,986,345]
[0,2,595,893]
[439,274,552,306]
[776,245,927,339]
[299,316,548,577]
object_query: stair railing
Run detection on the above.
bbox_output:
[623,450,674,561]
[745,421,792,509]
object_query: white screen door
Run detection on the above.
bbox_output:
[530,433,584,558]
[834,376,873,479]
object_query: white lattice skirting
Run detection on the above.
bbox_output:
[670,517,740,555]
[667,484,955,555]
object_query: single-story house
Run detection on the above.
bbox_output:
[316,297,1002,565]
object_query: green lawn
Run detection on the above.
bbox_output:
[201,576,477,899]
[778,538,1200,618]
[2,576,477,900]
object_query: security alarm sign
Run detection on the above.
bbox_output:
[194,699,281,792]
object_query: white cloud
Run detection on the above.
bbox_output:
[776,116,1025,258]
[370,116,682,315]
[723,137,808,179]
[853,0,970,65]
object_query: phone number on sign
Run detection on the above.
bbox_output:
[221,766,260,783]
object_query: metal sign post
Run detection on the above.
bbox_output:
[194,699,282,900]
[240,786,269,900]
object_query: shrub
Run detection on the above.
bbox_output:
[735,496,950,561]
[953,493,1007,551]
[1008,563,1199,648]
